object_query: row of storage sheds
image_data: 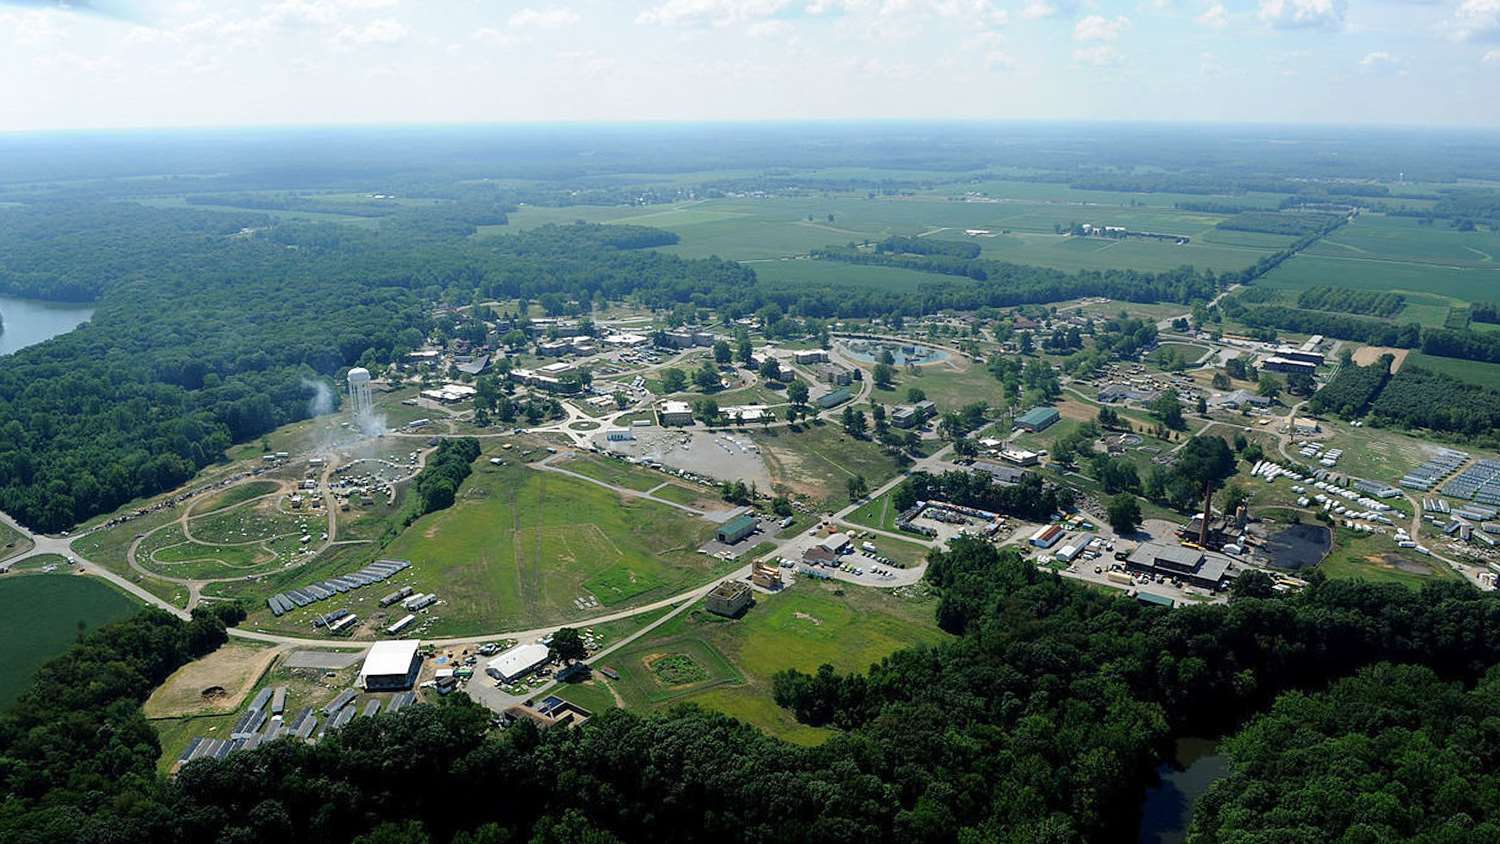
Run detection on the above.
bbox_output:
[267,559,411,616]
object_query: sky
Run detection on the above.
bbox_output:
[0,0,1496,131]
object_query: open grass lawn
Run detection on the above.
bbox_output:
[1402,352,1500,391]
[0,575,140,709]
[569,580,948,744]
[1318,419,1439,485]
[556,454,663,492]
[0,519,32,562]
[847,487,906,532]
[651,482,720,508]
[869,360,1004,412]
[372,463,727,634]
[70,509,191,608]
[1318,529,1459,589]
[754,423,903,508]
[191,480,282,516]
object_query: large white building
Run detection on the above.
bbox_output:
[358,640,422,691]
[486,642,552,683]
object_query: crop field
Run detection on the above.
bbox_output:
[754,423,904,507]
[0,575,140,709]
[1257,253,1500,303]
[562,581,947,744]
[1305,215,1500,268]
[749,257,959,295]
[375,462,727,634]
[1401,352,1500,390]
[496,187,1290,275]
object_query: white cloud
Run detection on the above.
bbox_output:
[1073,45,1121,65]
[1200,51,1222,75]
[1074,14,1129,41]
[1195,3,1228,29]
[0,10,66,48]
[1484,48,1500,62]
[636,0,791,28]
[1257,0,1347,31]
[472,26,516,46]
[747,19,793,36]
[1359,50,1401,73]
[1452,0,1500,42]
[509,7,581,29]
[334,17,409,47]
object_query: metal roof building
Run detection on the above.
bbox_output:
[358,640,422,691]
[486,642,552,683]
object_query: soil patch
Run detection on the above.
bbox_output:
[1351,346,1408,371]
[143,644,280,718]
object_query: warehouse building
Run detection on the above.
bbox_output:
[716,513,758,544]
[486,642,552,683]
[357,640,422,691]
[1124,543,1231,591]
[1014,406,1060,432]
[658,400,694,426]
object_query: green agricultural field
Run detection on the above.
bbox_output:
[497,189,1285,275]
[565,581,947,744]
[750,258,957,295]
[374,463,728,634]
[0,575,140,709]
[1402,352,1500,391]
[1258,252,1500,304]
[1305,214,1500,268]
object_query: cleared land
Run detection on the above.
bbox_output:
[560,580,947,744]
[374,462,727,634]
[1318,529,1460,589]
[754,423,903,508]
[0,575,140,709]
[143,643,281,718]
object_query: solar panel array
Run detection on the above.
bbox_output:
[178,688,417,772]
[1442,459,1500,505]
[267,559,411,616]
[1400,449,1469,491]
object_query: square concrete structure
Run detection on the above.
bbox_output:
[705,581,753,617]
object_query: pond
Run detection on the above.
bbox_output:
[1138,737,1229,844]
[0,294,95,356]
[840,339,949,366]
[1261,522,1333,571]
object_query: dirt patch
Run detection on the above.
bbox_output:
[793,611,823,625]
[1352,346,1408,371]
[1057,398,1098,422]
[143,644,281,718]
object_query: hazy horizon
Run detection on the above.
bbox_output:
[3,0,1499,132]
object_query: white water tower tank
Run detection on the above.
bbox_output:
[347,367,374,419]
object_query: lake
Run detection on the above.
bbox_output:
[0,294,95,356]
[1138,737,1229,844]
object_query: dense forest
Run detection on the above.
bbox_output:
[8,541,1500,842]
[1370,366,1500,438]
[874,235,981,260]
[1309,360,1391,417]
[1230,303,1422,348]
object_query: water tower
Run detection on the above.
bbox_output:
[347,367,374,421]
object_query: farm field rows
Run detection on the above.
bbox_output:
[0,575,140,709]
